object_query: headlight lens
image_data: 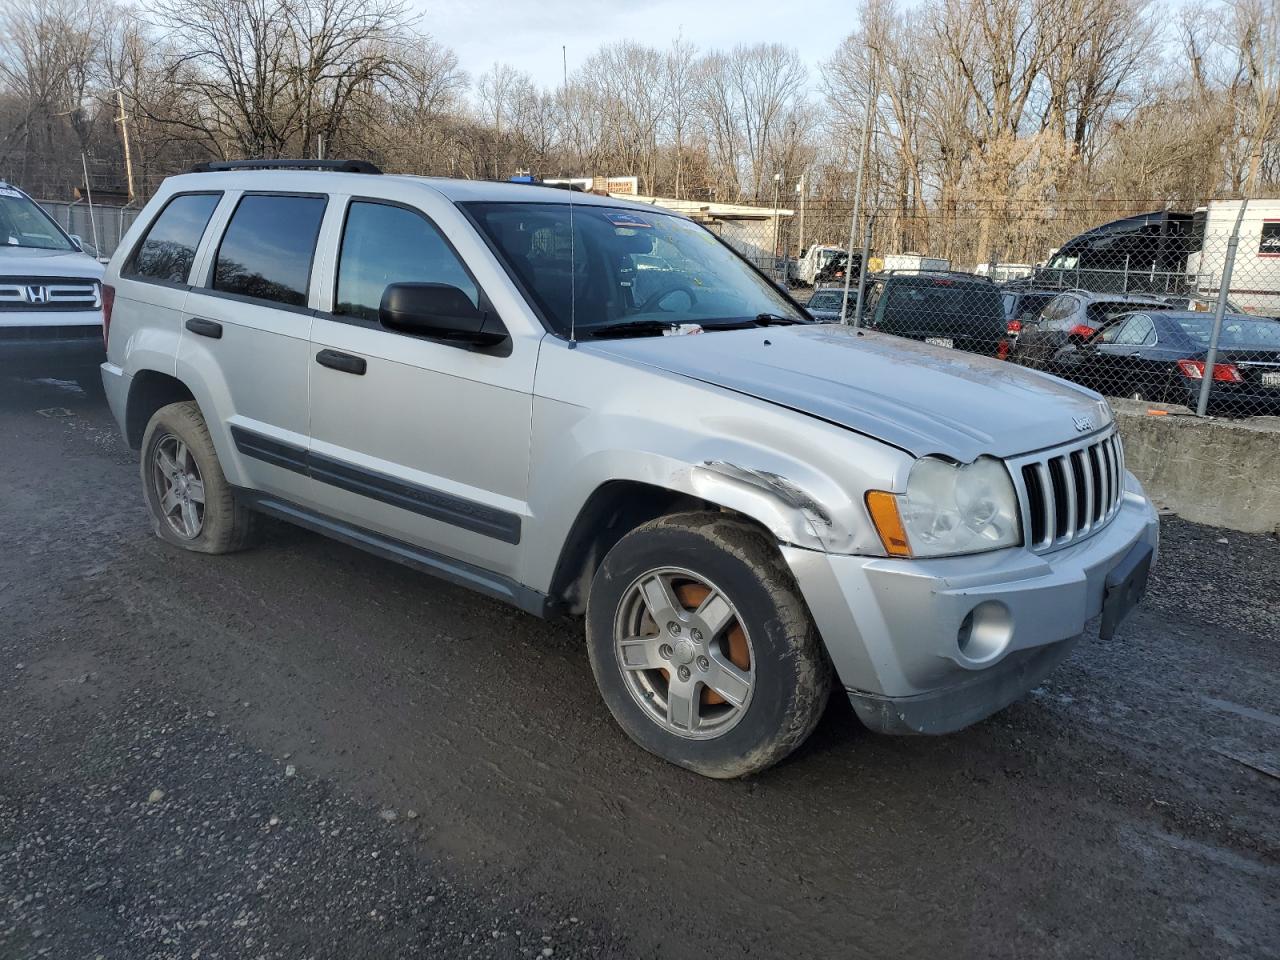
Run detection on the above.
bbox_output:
[892,456,1021,557]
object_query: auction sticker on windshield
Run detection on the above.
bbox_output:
[603,211,653,229]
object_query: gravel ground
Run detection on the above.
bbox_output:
[1,375,1277,959]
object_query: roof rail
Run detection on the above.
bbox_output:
[187,159,383,175]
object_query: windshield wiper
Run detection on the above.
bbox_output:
[586,320,678,339]
[754,313,805,326]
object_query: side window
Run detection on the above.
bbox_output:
[1099,318,1132,344]
[212,194,326,308]
[125,193,221,284]
[335,201,478,323]
[1115,315,1155,345]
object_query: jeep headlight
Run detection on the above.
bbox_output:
[867,456,1021,558]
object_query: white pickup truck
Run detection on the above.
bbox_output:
[793,245,845,286]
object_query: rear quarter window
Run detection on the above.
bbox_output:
[124,193,222,284]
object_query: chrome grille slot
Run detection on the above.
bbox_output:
[1010,429,1125,553]
[0,277,101,312]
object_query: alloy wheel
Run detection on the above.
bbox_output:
[152,433,205,539]
[613,567,754,740]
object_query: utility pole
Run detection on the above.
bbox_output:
[114,88,135,204]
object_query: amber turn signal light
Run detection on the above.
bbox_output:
[866,491,912,557]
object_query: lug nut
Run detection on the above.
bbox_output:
[666,621,681,636]
[691,629,703,643]
[696,655,710,671]
[659,643,673,660]
[677,665,691,681]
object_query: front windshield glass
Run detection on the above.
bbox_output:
[0,188,73,251]
[465,201,805,336]
[1174,315,1280,349]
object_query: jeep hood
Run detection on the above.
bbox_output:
[0,246,104,279]
[583,324,1112,462]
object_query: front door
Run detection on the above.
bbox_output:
[306,198,539,578]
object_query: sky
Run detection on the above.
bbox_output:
[417,0,854,90]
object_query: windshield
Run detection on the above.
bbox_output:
[465,201,804,336]
[1174,315,1280,350]
[0,188,73,251]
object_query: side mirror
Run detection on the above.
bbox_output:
[69,234,84,252]
[379,283,507,347]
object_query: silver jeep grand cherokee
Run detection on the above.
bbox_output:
[101,161,1159,778]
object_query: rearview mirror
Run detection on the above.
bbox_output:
[379,283,507,347]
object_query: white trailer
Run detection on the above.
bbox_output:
[882,253,950,274]
[1187,199,1280,316]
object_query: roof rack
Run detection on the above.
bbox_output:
[187,159,383,175]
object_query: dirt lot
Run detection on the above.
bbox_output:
[1,375,1277,960]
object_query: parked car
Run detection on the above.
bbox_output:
[0,179,105,393]
[100,160,1159,779]
[1055,310,1280,414]
[1011,291,1171,371]
[804,286,853,321]
[861,271,1008,357]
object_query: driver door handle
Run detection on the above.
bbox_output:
[316,349,367,376]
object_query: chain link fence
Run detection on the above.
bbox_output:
[710,198,1280,420]
[36,200,141,260]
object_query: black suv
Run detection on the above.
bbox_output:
[861,272,1007,357]
[1010,291,1171,371]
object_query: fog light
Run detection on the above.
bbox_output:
[956,601,1013,663]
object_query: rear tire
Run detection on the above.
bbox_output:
[586,512,831,779]
[140,401,255,554]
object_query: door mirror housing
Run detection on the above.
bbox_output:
[69,234,84,252]
[379,283,507,346]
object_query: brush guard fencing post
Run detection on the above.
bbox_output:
[1196,200,1249,418]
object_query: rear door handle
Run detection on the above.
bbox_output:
[185,317,222,339]
[316,349,367,376]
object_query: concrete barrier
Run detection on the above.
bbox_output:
[1110,398,1280,534]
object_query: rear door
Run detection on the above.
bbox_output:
[112,191,224,380]
[177,191,327,501]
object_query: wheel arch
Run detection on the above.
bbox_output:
[125,369,196,449]
[547,479,784,615]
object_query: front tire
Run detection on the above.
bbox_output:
[586,512,831,778]
[140,401,255,554]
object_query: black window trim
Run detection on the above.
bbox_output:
[199,190,329,312]
[120,190,225,290]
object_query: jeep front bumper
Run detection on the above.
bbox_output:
[782,473,1160,735]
